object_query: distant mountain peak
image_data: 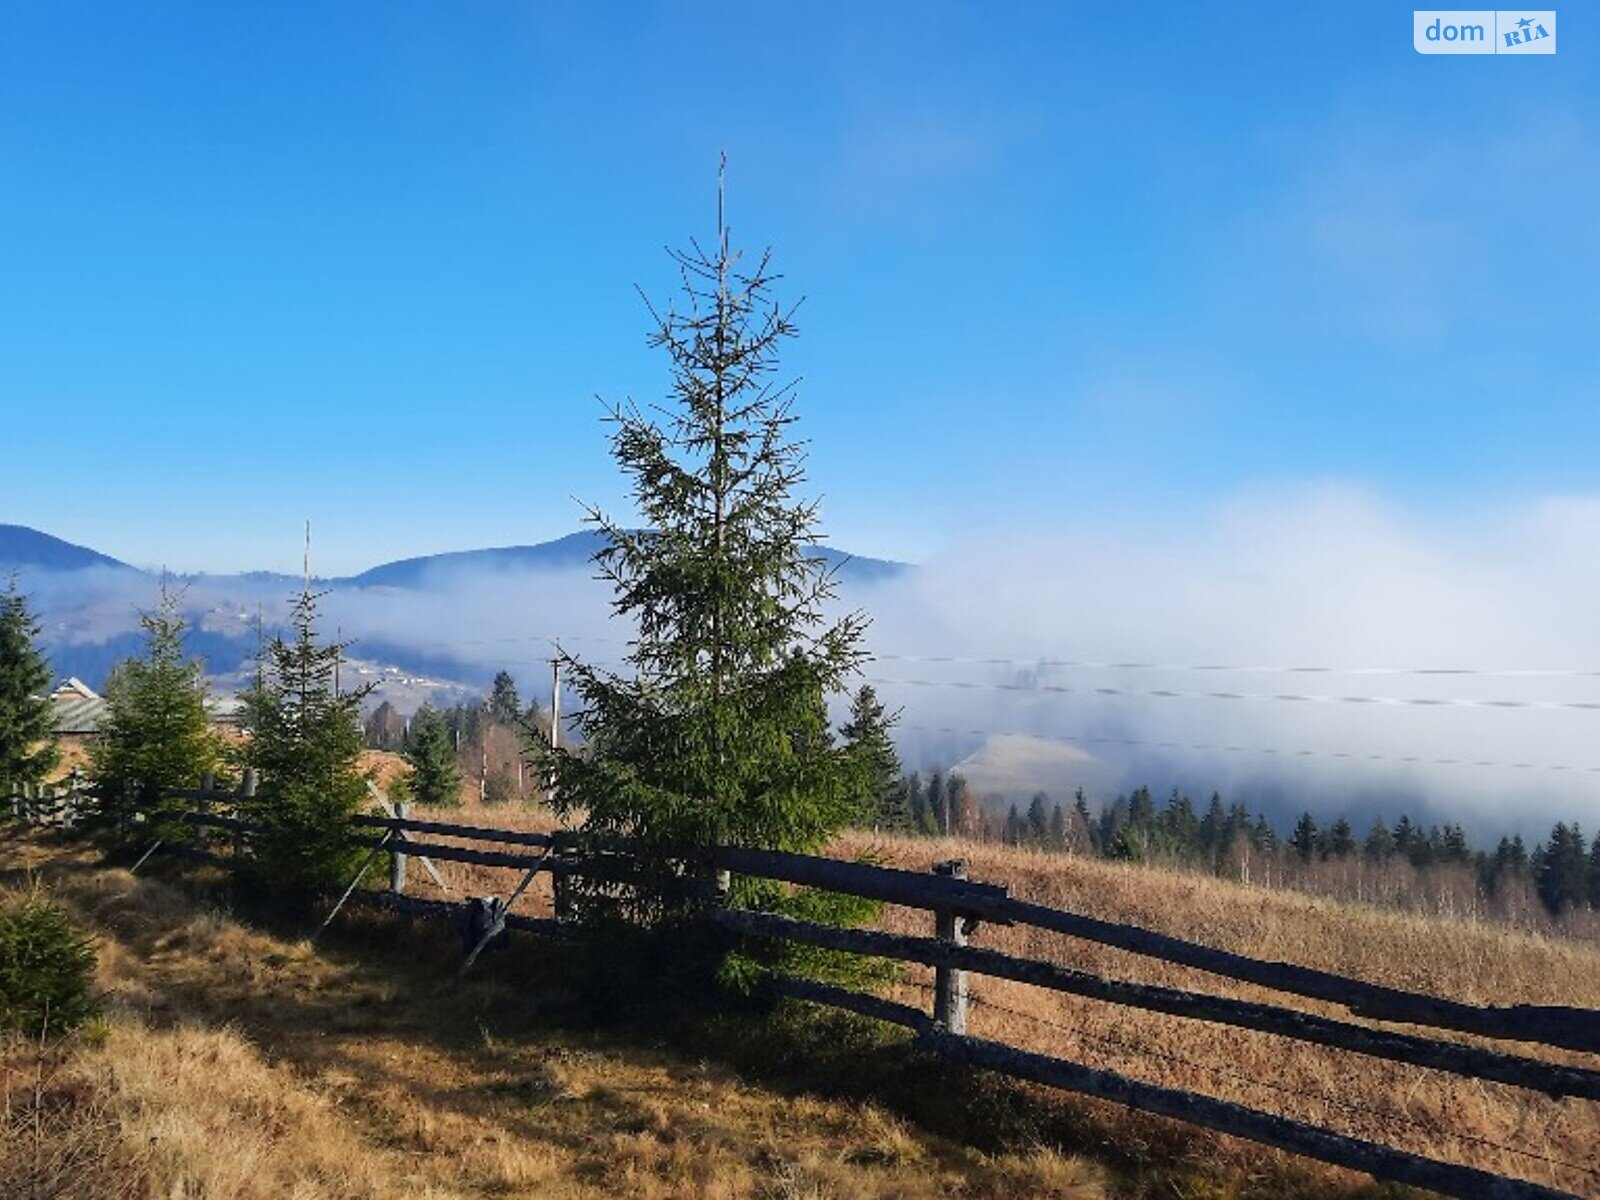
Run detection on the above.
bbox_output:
[340,530,908,589]
[0,525,132,574]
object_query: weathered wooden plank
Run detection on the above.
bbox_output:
[348,835,548,871]
[145,804,1600,1054]
[711,908,1600,1100]
[711,845,1013,920]
[716,840,1598,1052]
[995,895,1600,1055]
[352,814,555,848]
[920,1029,1579,1200]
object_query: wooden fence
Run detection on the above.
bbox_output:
[6,781,84,828]
[8,784,1598,1200]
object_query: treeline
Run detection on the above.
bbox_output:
[364,670,544,807]
[885,772,1600,926]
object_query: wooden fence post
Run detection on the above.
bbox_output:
[933,859,969,1035]
[389,801,408,894]
[235,769,258,860]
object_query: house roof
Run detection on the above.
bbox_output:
[50,679,107,735]
[45,678,245,735]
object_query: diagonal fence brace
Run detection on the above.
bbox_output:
[455,845,555,980]
[312,829,395,944]
[369,784,453,894]
[130,838,165,874]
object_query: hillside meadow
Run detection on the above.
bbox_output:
[4,802,1598,1198]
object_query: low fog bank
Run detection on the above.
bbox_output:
[861,485,1600,837]
[19,485,1600,836]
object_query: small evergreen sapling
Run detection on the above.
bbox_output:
[840,685,906,831]
[0,887,98,1037]
[239,581,372,896]
[403,705,462,808]
[90,582,220,844]
[0,578,58,797]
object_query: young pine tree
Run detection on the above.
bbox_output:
[1325,816,1357,860]
[403,704,462,807]
[840,685,907,831]
[0,578,58,796]
[1073,789,1097,855]
[923,771,948,837]
[90,584,220,842]
[1026,793,1050,847]
[1363,816,1394,863]
[1536,823,1589,915]
[542,179,870,918]
[488,670,522,727]
[239,582,372,895]
[1289,812,1319,864]
[904,772,929,837]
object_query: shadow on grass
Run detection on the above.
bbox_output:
[12,835,1421,1200]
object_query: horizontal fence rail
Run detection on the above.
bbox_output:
[712,907,1600,1100]
[773,975,1577,1200]
[991,894,1600,1055]
[62,788,1600,1200]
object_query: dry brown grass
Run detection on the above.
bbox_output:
[1,829,1107,1200]
[383,801,1600,1194]
[835,832,1600,1197]
[11,806,1596,1198]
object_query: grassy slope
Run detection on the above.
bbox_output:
[3,830,1102,1200]
[836,831,1600,1198]
[6,815,1598,1198]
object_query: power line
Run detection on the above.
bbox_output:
[895,724,1600,777]
[864,676,1600,713]
[407,635,1600,711]
[387,637,1600,775]
[410,632,1600,681]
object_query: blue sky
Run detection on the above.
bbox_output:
[2,2,1596,575]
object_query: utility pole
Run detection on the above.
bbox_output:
[550,658,561,752]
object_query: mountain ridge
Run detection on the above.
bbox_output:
[1,524,910,587]
[0,524,133,574]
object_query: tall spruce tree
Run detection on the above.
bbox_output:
[1198,792,1226,866]
[1026,793,1050,847]
[90,583,219,840]
[488,671,522,727]
[924,771,948,836]
[1326,817,1357,860]
[1289,812,1319,863]
[1073,790,1098,855]
[404,704,462,807]
[840,685,905,830]
[1363,816,1394,863]
[1048,802,1066,851]
[542,176,870,915]
[0,578,57,796]
[905,772,930,836]
[239,580,372,894]
[1536,823,1588,914]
